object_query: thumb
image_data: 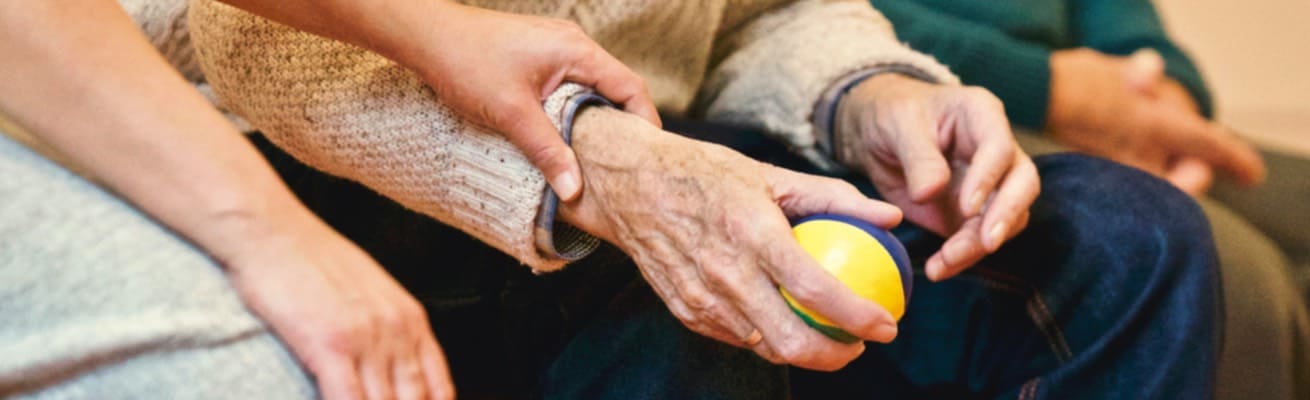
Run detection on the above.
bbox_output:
[1123,48,1165,93]
[501,98,584,202]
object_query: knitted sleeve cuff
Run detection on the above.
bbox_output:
[190,0,599,273]
[696,0,957,173]
[532,93,609,264]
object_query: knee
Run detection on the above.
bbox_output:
[1025,154,1221,320]
[1030,154,1215,261]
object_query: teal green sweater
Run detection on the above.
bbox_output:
[868,0,1212,130]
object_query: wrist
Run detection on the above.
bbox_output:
[191,182,329,271]
[556,106,669,244]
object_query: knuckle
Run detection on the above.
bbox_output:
[401,298,430,326]
[668,304,701,327]
[700,264,740,292]
[824,177,862,196]
[486,94,527,127]
[782,278,830,306]
[320,321,363,355]
[774,338,810,365]
[374,306,408,332]
[681,288,714,311]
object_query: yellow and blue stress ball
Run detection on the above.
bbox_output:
[782,214,913,343]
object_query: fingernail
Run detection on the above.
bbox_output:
[924,257,943,281]
[967,191,985,216]
[986,222,1008,251]
[551,172,580,202]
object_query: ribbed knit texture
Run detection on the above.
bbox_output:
[868,0,1213,130]
[187,0,957,271]
[191,0,598,271]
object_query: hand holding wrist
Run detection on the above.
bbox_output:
[556,107,904,369]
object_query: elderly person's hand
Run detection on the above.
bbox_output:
[1047,48,1265,195]
[218,0,660,202]
[559,108,903,371]
[833,74,1040,281]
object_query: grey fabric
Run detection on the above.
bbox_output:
[1014,132,1310,400]
[0,133,315,399]
[1211,149,1310,307]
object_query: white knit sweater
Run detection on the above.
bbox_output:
[182,0,958,272]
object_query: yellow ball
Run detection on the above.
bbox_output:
[781,214,913,343]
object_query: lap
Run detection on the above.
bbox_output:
[0,133,312,399]
[1015,130,1310,400]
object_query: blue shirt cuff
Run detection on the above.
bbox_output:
[813,65,942,166]
[533,92,610,261]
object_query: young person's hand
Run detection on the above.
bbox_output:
[2,1,457,398]
[216,0,660,202]
[396,5,660,201]
[212,206,454,400]
[1047,48,1264,195]
[559,108,903,371]
[834,74,1039,281]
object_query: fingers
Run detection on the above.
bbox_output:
[735,262,867,371]
[749,213,898,345]
[924,217,985,281]
[954,93,1018,218]
[314,354,366,400]
[497,99,584,202]
[768,168,903,229]
[892,108,952,202]
[360,351,397,400]
[977,152,1039,251]
[392,346,428,400]
[419,338,455,400]
[567,45,662,128]
[1151,112,1265,186]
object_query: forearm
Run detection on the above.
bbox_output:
[213,0,461,74]
[0,0,313,266]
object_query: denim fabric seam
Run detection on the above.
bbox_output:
[970,267,1075,362]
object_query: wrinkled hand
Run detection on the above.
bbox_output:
[834,74,1040,281]
[396,4,660,202]
[214,209,453,400]
[559,108,902,371]
[1048,48,1264,195]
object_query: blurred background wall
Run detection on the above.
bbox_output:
[1155,0,1310,156]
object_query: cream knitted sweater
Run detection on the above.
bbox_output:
[185,0,958,272]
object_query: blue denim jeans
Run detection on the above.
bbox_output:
[252,118,1220,399]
